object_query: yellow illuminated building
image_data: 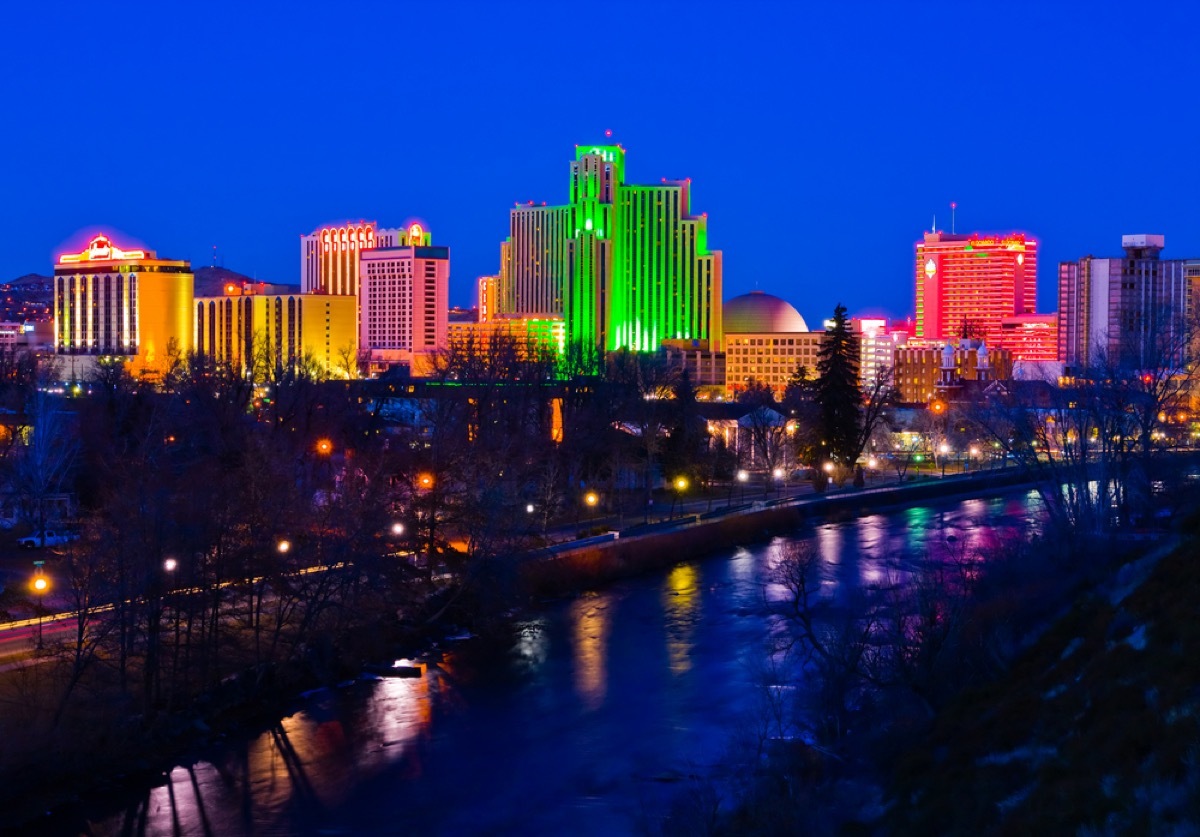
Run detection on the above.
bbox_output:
[447,314,565,362]
[195,287,358,379]
[54,234,194,377]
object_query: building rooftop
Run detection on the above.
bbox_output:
[723,291,808,333]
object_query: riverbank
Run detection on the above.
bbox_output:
[0,469,1043,835]
[521,468,1041,597]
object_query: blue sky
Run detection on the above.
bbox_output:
[2,0,1198,324]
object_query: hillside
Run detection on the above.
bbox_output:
[193,265,256,297]
[888,527,1200,834]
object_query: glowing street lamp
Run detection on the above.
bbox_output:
[163,557,178,573]
[526,503,535,514]
[30,564,49,650]
[316,438,332,455]
[671,477,689,519]
[822,462,834,474]
[277,539,291,554]
[417,472,435,490]
[391,522,405,536]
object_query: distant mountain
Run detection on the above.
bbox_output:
[5,273,52,287]
[194,266,256,297]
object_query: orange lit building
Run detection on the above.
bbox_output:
[916,231,1038,346]
[447,314,565,362]
[893,340,1013,403]
[53,234,193,377]
[194,285,357,378]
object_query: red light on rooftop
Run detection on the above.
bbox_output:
[58,234,146,264]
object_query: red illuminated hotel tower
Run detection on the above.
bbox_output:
[915,231,1038,346]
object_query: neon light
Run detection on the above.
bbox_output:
[58,235,146,263]
[408,223,424,243]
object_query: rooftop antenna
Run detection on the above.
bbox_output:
[212,245,217,268]
[951,202,957,234]
[932,215,937,234]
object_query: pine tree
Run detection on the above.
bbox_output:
[815,303,862,468]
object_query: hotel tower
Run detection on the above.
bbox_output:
[496,144,722,353]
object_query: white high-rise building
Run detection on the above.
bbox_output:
[300,222,402,296]
[359,222,449,375]
[1059,235,1200,370]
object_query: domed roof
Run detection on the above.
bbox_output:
[723,291,808,333]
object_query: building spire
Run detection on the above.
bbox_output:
[951,201,957,234]
[932,215,937,234]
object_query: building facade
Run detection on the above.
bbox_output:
[723,291,822,396]
[1058,235,1198,370]
[53,234,193,376]
[997,313,1058,361]
[893,340,1013,404]
[300,222,402,296]
[194,288,357,378]
[916,231,1038,346]
[447,314,566,362]
[358,223,449,375]
[495,144,723,353]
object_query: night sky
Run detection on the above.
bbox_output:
[3,1,1198,324]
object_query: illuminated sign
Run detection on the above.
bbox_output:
[408,223,424,243]
[924,258,936,279]
[58,234,146,264]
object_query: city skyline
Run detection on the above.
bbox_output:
[4,2,1200,325]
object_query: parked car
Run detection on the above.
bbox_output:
[17,529,79,549]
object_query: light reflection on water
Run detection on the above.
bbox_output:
[90,490,1045,836]
[570,593,611,708]
[663,563,699,675]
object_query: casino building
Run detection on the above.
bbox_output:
[53,234,193,378]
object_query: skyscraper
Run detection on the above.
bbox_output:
[54,234,193,377]
[300,222,402,296]
[1058,235,1199,369]
[496,144,722,353]
[915,231,1037,345]
[358,222,449,375]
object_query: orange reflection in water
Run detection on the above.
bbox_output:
[126,670,440,835]
[663,563,699,675]
[570,594,611,709]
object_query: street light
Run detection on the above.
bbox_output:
[277,539,291,554]
[30,564,49,651]
[316,438,332,455]
[417,472,435,490]
[525,503,535,514]
[163,557,178,573]
[671,476,689,519]
[938,442,950,477]
[391,522,405,536]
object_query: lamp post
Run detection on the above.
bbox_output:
[163,557,181,696]
[31,562,48,651]
[671,476,688,519]
[939,442,950,477]
[736,469,748,504]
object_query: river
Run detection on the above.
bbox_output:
[85,490,1044,836]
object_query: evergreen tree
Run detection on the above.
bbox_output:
[815,303,862,467]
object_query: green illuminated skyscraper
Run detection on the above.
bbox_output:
[496,144,722,353]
